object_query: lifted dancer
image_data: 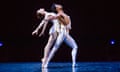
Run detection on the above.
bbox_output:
[32,8,60,67]
[44,4,78,67]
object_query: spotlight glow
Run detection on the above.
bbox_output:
[0,42,3,47]
[110,39,115,45]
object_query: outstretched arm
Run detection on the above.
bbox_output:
[39,21,48,37]
[32,20,47,35]
[39,15,55,37]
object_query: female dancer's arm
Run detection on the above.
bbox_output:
[32,20,46,35]
[39,15,55,37]
[39,20,48,37]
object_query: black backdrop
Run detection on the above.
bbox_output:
[0,0,120,62]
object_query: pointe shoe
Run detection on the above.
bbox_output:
[42,62,48,68]
[41,58,48,68]
[43,63,48,68]
[72,62,76,67]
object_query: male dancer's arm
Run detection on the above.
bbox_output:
[57,13,70,25]
[58,13,71,33]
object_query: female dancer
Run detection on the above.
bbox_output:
[32,8,60,67]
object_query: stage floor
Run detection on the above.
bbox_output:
[0,62,120,72]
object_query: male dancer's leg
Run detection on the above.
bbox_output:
[44,32,64,67]
[64,34,78,67]
[42,32,57,67]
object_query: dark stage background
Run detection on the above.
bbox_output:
[0,0,120,62]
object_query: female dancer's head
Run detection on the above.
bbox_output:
[37,8,46,15]
[36,8,47,19]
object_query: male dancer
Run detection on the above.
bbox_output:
[32,8,60,67]
[44,4,78,67]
